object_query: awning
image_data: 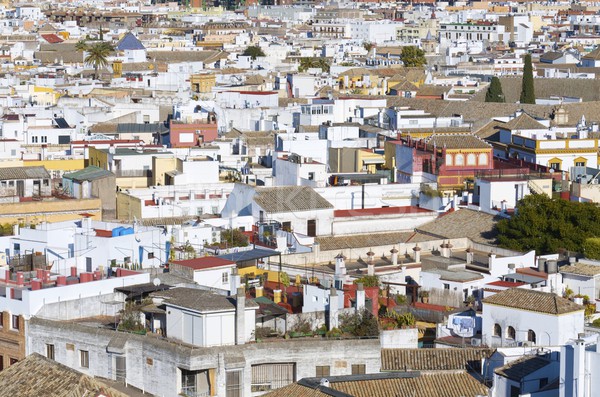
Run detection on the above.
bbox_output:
[218,248,280,264]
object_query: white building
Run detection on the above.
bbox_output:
[439,22,509,45]
[169,257,238,294]
[482,288,584,347]
[151,287,257,347]
[273,153,328,188]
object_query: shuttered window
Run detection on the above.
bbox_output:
[251,363,295,392]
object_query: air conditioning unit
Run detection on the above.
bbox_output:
[471,338,482,347]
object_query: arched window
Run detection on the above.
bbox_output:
[507,326,516,340]
[493,323,501,337]
[467,153,476,166]
[528,329,536,343]
[478,153,488,165]
[455,154,464,166]
[445,154,453,166]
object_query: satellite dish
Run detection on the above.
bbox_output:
[153,278,161,287]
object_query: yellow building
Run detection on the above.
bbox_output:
[190,73,216,93]
[0,198,101,225]
[329,148,385,173]
[29,86,60,106]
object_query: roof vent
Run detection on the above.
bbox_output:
[320,378,330,387]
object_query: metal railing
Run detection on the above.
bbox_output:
[180,386,210,397]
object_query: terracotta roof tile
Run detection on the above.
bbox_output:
[559,262,600,277]
[424,133,492,149]
[381,348,493,371]
[482,288,583,315]
[254,186,333,213]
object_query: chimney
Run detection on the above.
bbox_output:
[440,242,447,258]
[328,287,339,330]
[230,268,240,294]
[367,262,375,276]
[273,289,282,304]
[572,338,585,394]
[16,272,24,286]
[413,244,421,263]
[334,253,346,288]
[40,144,47,160]
[235,286,246,345]
[36,268,44,280]
[356,283,365,312]
[255,286,264,298]
[31,280,42,291]
[83,144,89,160]
[109,144,115,155]
[488,252,496,267]
[56,276,66,286]
[446,241,453,257]
[70,267,78,277]
[466,248,473,264]
[390,247,399,266]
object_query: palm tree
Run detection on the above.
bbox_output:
[298,57,316,72]
[84,41,114,80]
[75,40,88,62]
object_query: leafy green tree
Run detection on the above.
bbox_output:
[496,194,600,254]
[519,54,536,104]
[242,45,265,60]
[363,41,375,53]
[339,309,379,337]
[485,76,505,103]
[583,238,600,260]
[400,46,427,67]
[353,275,380,288]
[84,41,114,79]
[220,228,249,247]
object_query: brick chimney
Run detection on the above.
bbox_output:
[235,286,246,345]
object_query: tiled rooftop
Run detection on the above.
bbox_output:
[381,348,493,372]
[482,288,583,315]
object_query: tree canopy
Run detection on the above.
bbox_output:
[496,194,600,254]
[519,54,536,104]
[81,41,114,79]
[242,45,265,60]
[485,76,505,103]
[400,46,427,67]
[298,57,330,73]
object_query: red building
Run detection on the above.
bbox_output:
[169,114,218,148]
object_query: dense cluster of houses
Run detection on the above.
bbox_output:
[0,0,600,397]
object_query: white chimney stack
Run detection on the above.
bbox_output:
[328,287,339,330]
[356,283,365,312]
[390,247,399,266]
[413,244,421,263]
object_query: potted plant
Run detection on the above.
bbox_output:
[420,290,430,304]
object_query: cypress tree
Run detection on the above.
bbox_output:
[485,77,505,103]
[519,54,536,104]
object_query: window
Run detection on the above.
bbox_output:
[308,172,315,181]
[550,162,560,170]
[443,283,450,290]
[575,161,586,167]
[528,329,536,344]
[46,344,55,360]
[445,154,453,166]
[493,323,501,337]
[316,365,330,377]
[222,272,229,284]
[539,377,548,389]
[0,355,3,371]
[0,312,3,327]
[11,315,19,330]
[282,222,292,232]
[41,136,47,143]
[80,350,89,368]
[9,358,17,366]
[252,363,296,392]
[351,364,366,375]
[455,154,464,166]
[478,153,488,165]
[226,370,242,397]
[506,326,516,340]
[31,136,38,143]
